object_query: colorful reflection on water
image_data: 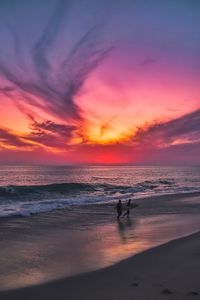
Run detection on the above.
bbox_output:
[1,213,200,291]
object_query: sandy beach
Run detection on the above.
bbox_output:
[0,230,200,300]
[0,192,200,299]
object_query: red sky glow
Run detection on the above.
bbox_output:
[0,0,199,165]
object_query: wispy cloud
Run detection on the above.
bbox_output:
[133,109,200,148]
[140,57,158,67]
[0,127,32,149]
[27,120,77,149]
[0,119,77,151]
[0,0,112,122]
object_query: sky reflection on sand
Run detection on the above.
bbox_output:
[1,213,200,291]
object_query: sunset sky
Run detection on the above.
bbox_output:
[0,0,199,165]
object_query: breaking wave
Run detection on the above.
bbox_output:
[0,179,199,218]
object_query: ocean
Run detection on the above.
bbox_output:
[1,164,200,291]
[0,165,200,218]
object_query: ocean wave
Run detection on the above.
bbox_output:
[0,183,98,201]
[0,194,120,218]
[0,179,175,201]
[0,178,199,218]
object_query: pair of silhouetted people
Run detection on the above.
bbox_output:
[116,199,132,220]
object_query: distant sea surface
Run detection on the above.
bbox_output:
[0,165,200,218]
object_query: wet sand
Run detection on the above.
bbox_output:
[0,192,200,299]
[1,231,200,300]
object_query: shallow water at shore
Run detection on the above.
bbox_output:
[0,165,200,218]
[1,192,200,291]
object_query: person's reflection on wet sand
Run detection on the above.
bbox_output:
[117,217,135,243]
[126,216,132,228]
[117,220,126,243]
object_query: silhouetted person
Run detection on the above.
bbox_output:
[116,200,122,220]
[123,199,131,217]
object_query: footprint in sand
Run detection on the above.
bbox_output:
[161,288,173,295]
[131,282,139,287]
[187,291,199,296]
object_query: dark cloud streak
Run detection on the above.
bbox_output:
[27,119,77,149]
[32,0,69,80]
[0,0,112,122]
[0,127,31,148]
[134,109,200,147]
[0,118,77,150]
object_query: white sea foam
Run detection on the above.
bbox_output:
[0,165,200,218]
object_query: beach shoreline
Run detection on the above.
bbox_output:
[1,190,200,221]
[1,230,200,300]
[0,192,200,297]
